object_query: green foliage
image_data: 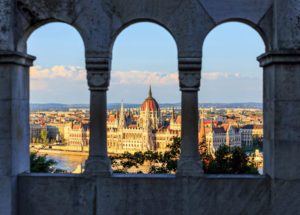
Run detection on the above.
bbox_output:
[148,137,181,174]
[199,138,214,172]
[110,151,145,173]
[110,137,181,174]
[206,145,258,174]
[40,129,49,144]
[30,152,57,173]
[110,138,258,175]
[252,135,263,150]
[244,135,263,152]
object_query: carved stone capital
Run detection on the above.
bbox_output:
[179,71,200,91]
[86,57,111,91]
[0,51,36,66]
[257,51,300,67]
[178,58,202,91]
[86,57,111,71]
[87,71,110,91]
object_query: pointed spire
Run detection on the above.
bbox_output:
[171,107,175,120]
[148,85,152,98]
[199,108,206,144]
[119,100,126,128]
[121,100,124,112]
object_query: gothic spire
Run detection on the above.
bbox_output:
[171,107,175,120]
[148,85,152,98]
[199,108,206,144]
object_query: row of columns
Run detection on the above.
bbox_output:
[1,51,299,179]
[84,52,300,179]
[84,57,204,176]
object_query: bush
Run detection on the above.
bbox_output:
[110,138,259,174]
[30,152,57,173]
[206,145,258,174]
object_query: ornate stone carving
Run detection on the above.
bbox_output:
[178,58,202,91]
[87,71,110,91]
[179,71,200,91]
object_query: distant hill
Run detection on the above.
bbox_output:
[30,103,89,111]
[198,103,262,109]
[30,102,262,111]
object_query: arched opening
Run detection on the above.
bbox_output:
[108,22,180,174]
[199,22,265,174]
[27,23,88,174]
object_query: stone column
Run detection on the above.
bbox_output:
[0,51,35,215]
[84,57,112,176]
[176,58,203,176]
[258,51,300,180]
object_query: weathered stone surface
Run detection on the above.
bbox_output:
[274,0,300,50]
[258,52,300,180]
[0,0,14,50]
[0,177,14,215]
[272,179,300,215]
[18,174,272,215]
[199,0,273,24]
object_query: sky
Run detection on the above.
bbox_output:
[28,22,265,104]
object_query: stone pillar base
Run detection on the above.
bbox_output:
[176,158,204,177]
[84,156,112,176]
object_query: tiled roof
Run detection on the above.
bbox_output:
[175,116,182,123]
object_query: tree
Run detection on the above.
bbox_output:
[110,151,145,173]
[30,152,57,173]
[206,145,258,174]
[110,138,258,175]
[199,139,213,172]
[109,137,181,174]
[252,135,263,150]
[147,137,181,174]
[40,129,49,144]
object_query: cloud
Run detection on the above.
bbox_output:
[30,65,86,81]
[111,70,178,85]
[110,70,259,86]
[202,72,259,80]
[202,72,226,80]
[29,66,259,91]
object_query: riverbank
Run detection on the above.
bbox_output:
[30,148,89,156]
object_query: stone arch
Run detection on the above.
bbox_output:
[200,20,265,172]
[109,21,179,101]
[204,19,270,52]
[109,19,180,57]
[17,20,87,53]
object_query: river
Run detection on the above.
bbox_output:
[42,153,88,173]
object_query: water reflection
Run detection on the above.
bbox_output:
[39,153,88,173]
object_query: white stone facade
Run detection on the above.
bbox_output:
[107,90,179,154]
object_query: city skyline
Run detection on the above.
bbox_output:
[28,22,264,104]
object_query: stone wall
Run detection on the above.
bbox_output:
[19,174,271,215]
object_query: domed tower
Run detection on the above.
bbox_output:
[138,86,160,130]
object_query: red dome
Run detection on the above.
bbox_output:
[141,87,159,111]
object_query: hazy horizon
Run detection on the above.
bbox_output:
[30,101,263,105]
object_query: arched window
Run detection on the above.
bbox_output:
[109,22,179,174]
[200,22,265,174]
[27,23,88,174]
